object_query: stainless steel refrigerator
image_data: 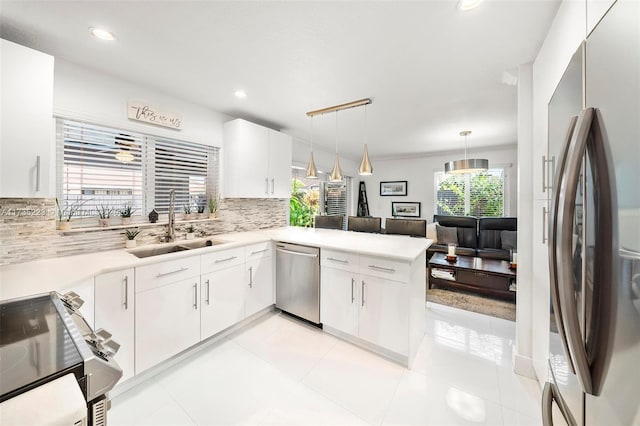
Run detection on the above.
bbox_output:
[544,0,640,424]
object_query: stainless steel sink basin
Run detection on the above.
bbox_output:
[130,239,228,259]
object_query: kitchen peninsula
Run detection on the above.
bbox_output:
[0,227,430,383]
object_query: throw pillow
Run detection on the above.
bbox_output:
[501,230,517,250]
[436,224,458,245]
[426,222,438,242]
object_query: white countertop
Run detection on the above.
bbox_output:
[0,227,431,301]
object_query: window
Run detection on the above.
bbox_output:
[290,167,350,229]
[434,169,506,217]
[57,119,218,218]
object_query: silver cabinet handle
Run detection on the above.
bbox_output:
[327,257,348,264]
[541,155,547,193]
[205,279,210,305]
[248,266,253,288]
[156,266,188,278]
[361,281,366,306]
[368,264,395,273]
[276,248,319,258]
[548,156,555,191]
[265,177,269,194]
[215,256,237,263]
[123,276,129,310]
[35,155,41,192]
[251,248,269,255]
[271,178,275,194]
[542,206,548,244]
[193,283,198,309]
[351,278,355,303]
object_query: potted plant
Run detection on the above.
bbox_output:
[124,229,140,248]
[183,204,193,220]
[97,204,114,227]
[55,197,87,231]
[186,224,196,240]
[197,203,206,219]
[208,196,221,219]
[120,204,135,225]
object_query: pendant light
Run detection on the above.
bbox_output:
[358,104,373,176]
[330,111,343,182]
[305,116,318,179]
[444,130,488,174]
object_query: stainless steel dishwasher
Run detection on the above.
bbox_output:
[275,242,320,325]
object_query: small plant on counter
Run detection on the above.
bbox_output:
[183,204,193,220]
[208,195,221,219]
[124,229,140,248]
[120,204,135,224]
[97,204,114,227]
[186,224,196,240]
[55,197,88,230]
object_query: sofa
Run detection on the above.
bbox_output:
[426,215,517,261]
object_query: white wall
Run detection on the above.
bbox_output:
[54,59,230,147]
[359,146,517,223]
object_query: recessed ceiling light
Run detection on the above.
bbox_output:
[89,27,116,41]
[457,0,483,11]
[234,90,247,99]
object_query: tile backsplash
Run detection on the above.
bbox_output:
[0,198,288,266]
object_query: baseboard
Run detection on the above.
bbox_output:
[513,352,538,380]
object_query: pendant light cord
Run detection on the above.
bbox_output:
[310,116,313,152]
[335,111,338,154]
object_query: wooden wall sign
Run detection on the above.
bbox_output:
[127,100,182,129]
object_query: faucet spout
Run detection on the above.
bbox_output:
[167,189,176,242]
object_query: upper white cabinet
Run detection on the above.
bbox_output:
[223,119,292,198]
[0,39,54,197]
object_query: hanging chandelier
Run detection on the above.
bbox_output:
[305,116,318,178]
[444,130,488,174]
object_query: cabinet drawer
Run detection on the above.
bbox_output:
[457,270,510,291]
[201,247,245,274]
[245,242,272,261]
[135,256,200,293]
[321,249,359,273]
[359,255,409,282]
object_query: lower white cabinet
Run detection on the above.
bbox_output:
[245,255,273,317]
[320,267,359,336]
[135,277,201,373]
[94,269,135,381]
[200,264,245,340]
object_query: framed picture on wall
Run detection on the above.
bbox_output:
[380,181,407,196]
[392,202,421,218]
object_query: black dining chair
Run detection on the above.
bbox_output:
[347,216,382,233]
[384,218,427,238]
[314,215,344,230]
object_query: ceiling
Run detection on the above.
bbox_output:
[0,1,559,160]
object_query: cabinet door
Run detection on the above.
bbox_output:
[0,40,54,197]
[245,256,273,317]
[223,119,269,198]
[320,267,359,336]
[200,264,245,340]
[135,278,201,373]
[358,274,409,356]
[95,269,135,381]
[267,129,292,198]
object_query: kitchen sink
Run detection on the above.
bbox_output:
[130,239,228,259]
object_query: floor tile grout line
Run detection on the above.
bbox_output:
[377,369,410,426]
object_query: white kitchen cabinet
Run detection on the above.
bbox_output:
[223,119,292,199]
[57,278,94,329]
[135,277,201,373]
[587,0,616,35]
[0,39,54,197]
[200,264,245,340]
[244,243,273,317]
[320,266,359,336]
[94,269,135,381]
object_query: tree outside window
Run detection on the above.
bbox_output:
[435,169,505,217]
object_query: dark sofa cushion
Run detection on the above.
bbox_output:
[478,217,517,250]
[501,230,517,250]
[436,224,458,245]
[433,215,478,249]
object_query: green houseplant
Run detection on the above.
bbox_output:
[55,197,87,231]
[183,204,193,220]
[208,196,221,219]
[120,204,135,225]
[186,224,196,240]
[97,204,114,227]
[124,229,140,248]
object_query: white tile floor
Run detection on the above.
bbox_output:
[109,302,542,425]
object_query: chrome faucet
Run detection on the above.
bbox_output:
[167,189,176,242]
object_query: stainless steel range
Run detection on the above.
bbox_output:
[0,291,123,425]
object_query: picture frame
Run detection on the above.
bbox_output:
[380,181,407,196]
[392,202,421,218]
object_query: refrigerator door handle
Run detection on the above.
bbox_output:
[556,107,595,394]
[549,115,578,375]
[542,382,578,426]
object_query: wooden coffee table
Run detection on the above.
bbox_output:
[428,252,517,301]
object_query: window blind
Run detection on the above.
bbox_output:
[323,177,350,230]
[57,119,219,218]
